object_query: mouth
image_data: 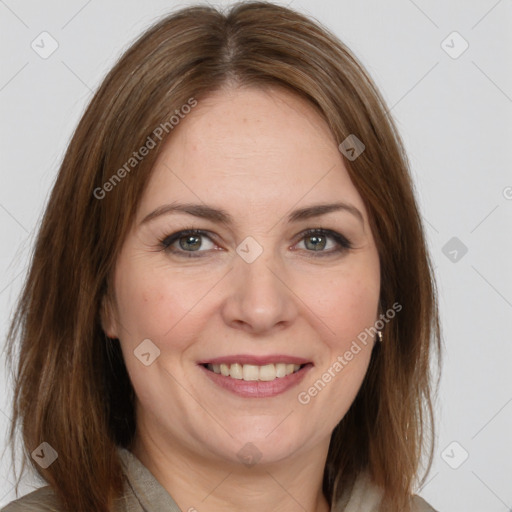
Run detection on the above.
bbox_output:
[201,362,306,382]
[197,357,313,398]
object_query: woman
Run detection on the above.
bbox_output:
[3,2,441,511]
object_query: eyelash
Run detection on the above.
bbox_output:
[158,227,353,258]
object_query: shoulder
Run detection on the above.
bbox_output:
[1,483,131,512]
[412,493,438,512]
[1,486,63,512]
[333,471,438,512]
[2,449,137,512]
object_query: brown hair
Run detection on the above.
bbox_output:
[5,2,441,511]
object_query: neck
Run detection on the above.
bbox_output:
[131,426,331,512]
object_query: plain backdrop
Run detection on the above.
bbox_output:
[1,1,511,511]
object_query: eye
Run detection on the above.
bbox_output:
[294,228,352,256]
[159,227,352,258]
[160,229,217,257]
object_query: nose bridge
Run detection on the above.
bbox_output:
[237,235,284,304]
[221,235,296,332]
[239,244,280,293]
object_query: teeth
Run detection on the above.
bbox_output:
[243,364,259,381]
[259,364,276,381]
[230,363,243,380]
[275,363,287,378]
[206,363,302,381]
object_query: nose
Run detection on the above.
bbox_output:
[220,245,298,335]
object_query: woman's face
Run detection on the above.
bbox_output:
[103,86,381,467]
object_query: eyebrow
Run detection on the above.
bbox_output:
[140,201,364,226]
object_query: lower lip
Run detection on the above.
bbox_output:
[199,364,313,398]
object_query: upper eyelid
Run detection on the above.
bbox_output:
[160,228,350,251]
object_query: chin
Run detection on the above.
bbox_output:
[207,423,307,466]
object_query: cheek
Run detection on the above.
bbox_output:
[298,269,379,417]
[112,261,196,396]
[308,264,380,345]
[113,256,204,342]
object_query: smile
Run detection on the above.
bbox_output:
[205,362,303,381]
[199,360,313,398]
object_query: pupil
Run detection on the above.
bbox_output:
[176,234,326,252]
[180,235,201,251]
[306,235,325,251]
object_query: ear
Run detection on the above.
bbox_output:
[100,292,119,339]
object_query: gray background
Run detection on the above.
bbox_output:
[1,1,511,510]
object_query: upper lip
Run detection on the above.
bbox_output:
[198,354,312,366]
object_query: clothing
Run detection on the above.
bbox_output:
[2,447,437,511]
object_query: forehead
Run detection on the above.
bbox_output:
[162,86,337,169]
[137,86,367,224]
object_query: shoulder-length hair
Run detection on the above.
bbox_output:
[5,2,441,511]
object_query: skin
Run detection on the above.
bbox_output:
[102,86,381,512]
